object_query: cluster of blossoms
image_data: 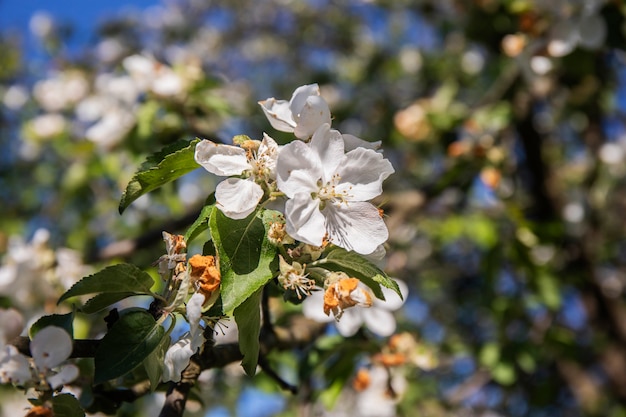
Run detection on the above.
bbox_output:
[0,229,90,314]
[194,84,404,337]
[0,309,78,402]
[195,84,394,255]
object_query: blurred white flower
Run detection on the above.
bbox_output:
[0,345,32,386]
[85,108,136,149]
[2,85,29,110]
[123,54,186,97]
[33,72,89,112]
[303,279,408,337]
[0,229,88,311]
[29,12,54,39]
[0,326,78,389]
[543,0,607,57]
[27,113,67,140]
[259,83,331,140]
[96,38,127,63]
[353,365,405,417]
[94,74,141,105]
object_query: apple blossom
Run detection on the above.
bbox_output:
[195,134,280,219]
[259,83,331,140]
[303,279,408,337]
[277,256,316,300]
[276,123,394,254]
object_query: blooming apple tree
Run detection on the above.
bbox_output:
[0,84,403,416]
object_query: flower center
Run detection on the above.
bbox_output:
[316,173,353,205]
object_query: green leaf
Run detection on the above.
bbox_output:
[479,342,500,368]
[536,270,562,310]
[234,289,262,376]
[492,362,516,385]
[94,309,165,384]
[81,292,139,314]
[210,207,277,313]
[184,200,215,244]
[315,247,401,300]
[51,393,85,417]
[119,139,200,214]
[58,264,155,304]
[144,335,170,391]
[29,312,74,339]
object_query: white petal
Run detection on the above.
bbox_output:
[361,307,397,337]
[548,20,578,57]
[288,84,321,116]
[0,345,32,385]
[294,96,332,140]
[301,290,333,323]
[187,292,206,337]
[342,133,381,151]
[258,98,296,132]
[47,364,79,389]
[276,140,322,198]
[195,140,249,176]
[215,178,263,219]
[259,134,280,178]
[32,326,72,370]
[162,335,195,383]
[578,14,606,50]
[334,308,364,337]
[285,193,327,246]
[336,148,395,201]
[309,124,344,180]
[324,202,389,255]
[377,280,408,311]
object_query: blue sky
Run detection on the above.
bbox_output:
[0,0,160,35]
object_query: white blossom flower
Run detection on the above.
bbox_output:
[195,134,280,219]
[163,292,205,382]
[259,84,331,140]
[276,123,394,254]
[303,279,408,337]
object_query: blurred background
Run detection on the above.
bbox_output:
[2,0,626,416]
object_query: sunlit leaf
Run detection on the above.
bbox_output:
[81,292,139,314]
[58,264,155,305]
[119,139,200,213]
[209,207,277,313]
